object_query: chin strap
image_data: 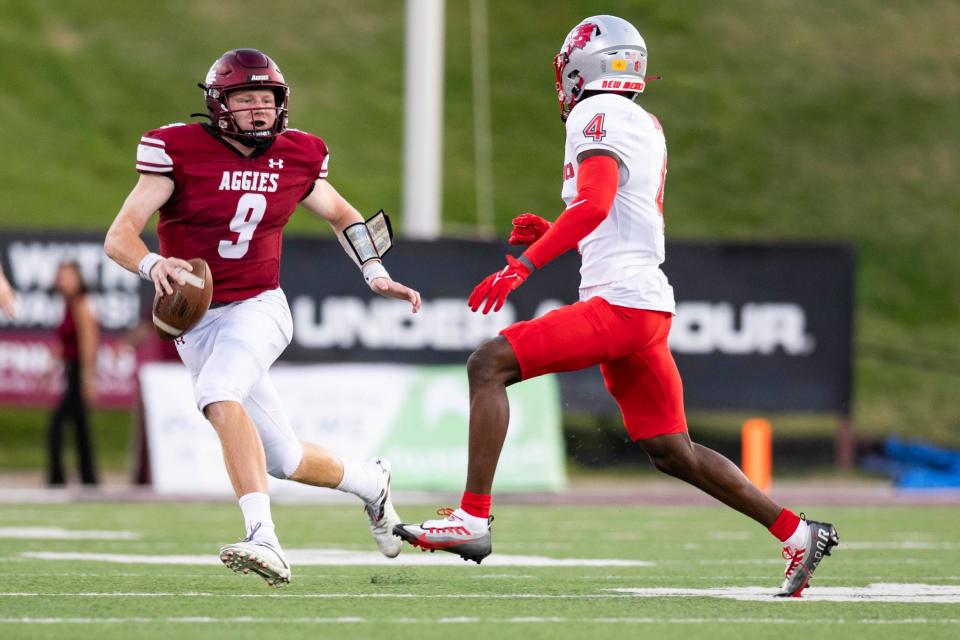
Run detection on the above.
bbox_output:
[234,134,274,149]
[191,86,213,121]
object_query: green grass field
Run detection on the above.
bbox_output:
[0,0,957,441]
[1,501,958,639]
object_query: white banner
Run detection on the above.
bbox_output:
[141,363,566,497]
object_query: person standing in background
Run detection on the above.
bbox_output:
[0,263,16,317]
[46,261,99,486]
[122,303,183,485]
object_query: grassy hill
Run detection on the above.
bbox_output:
[1,0,957,443]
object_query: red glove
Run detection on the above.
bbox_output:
[468,254,532,314]
[509,213,552,246]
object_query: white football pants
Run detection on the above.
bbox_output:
[175,287,304,479]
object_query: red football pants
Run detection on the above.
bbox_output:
[500,296,687,441]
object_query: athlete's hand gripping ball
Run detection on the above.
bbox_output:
[148,256,196,296]
[509,213,552,246]
[468,254,531,314]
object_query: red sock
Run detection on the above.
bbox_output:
[768,508,801,542]
[460,491,491,519]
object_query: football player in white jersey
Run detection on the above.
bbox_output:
[395,16,838,597]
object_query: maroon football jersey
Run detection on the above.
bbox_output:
[136,123,329,302]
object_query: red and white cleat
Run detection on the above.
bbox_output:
[393,507,493,564]
[776,516,839,597]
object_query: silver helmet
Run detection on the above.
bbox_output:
[554,15,648,121]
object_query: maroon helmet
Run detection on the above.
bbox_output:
[202,48,289,146]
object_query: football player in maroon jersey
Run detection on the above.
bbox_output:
[105,49,420,586]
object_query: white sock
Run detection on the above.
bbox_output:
[336,459,383,504]
[784,519,810,549]
[238,492,278,544]
[453,508,489,531]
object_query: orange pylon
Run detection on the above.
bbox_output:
[742,418,772,494]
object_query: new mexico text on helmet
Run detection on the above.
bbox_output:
[203,48,290,143]
[554,15,649,121]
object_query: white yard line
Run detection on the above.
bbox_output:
[19,549,653,567]
[610,583,960,603]
[842,542,958,550]
[685,558,946,566]
[15,571,960,582]
[0,527,140,540]
[4,583,960,604]
[0,616,956,625]
[0,592,633,599]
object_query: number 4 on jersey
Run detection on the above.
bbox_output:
[583,113,607,142]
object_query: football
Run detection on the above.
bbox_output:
[151,258,213,340]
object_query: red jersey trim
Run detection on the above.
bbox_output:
[136,160,172,168]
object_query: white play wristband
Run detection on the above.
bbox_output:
[138,252,163,281]
[361,261,390,288]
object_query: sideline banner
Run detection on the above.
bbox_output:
[0,332,138,409]
[277,239,854,414]
[0,232,150,408]
[140,363,566,494]
[1,232,854,415]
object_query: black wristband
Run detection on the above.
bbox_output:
[517,254,536,272]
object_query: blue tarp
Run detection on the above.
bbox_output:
[866,437,960,489]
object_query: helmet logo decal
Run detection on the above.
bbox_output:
[554,16,647,122]
[249,74,270,81]
[565,22,597,56]
[555,22,598,121]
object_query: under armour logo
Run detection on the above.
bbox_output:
[175,336,186,345]
[268,158,284,169]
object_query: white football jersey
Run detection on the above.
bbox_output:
[562,93,675,313]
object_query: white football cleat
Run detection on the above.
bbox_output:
[363,458,403,558]
[394,507,493,564]
[219,529,291,587]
